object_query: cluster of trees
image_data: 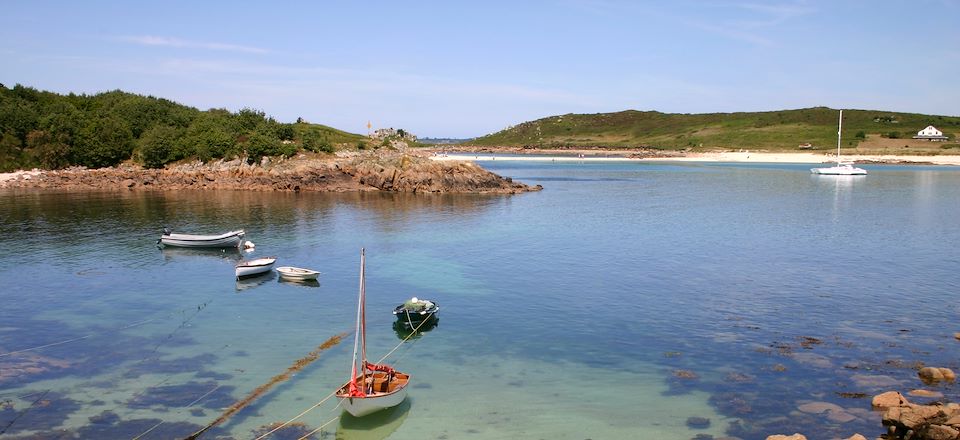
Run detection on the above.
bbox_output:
[0,84,337,172]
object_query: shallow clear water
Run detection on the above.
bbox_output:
[1,161,959,439]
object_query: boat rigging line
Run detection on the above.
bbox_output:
[181,332,349,440]
[252,316,435,440]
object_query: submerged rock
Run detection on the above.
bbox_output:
[918,367,956,385]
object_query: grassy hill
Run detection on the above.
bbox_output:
[469,107,960,153]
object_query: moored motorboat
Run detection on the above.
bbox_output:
[159,228,246,248]
[235,257,276,279]
[275,266,320,281]
[336,249,410,417]
[392,297,439,328]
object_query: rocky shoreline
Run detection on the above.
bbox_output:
[0,152,542,194]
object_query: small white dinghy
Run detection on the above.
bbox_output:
[235,257,276,279]
[159,228,245,248]
[276,266,321,281]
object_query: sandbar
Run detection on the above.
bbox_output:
[428,151,960,166]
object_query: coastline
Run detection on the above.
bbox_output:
[427,150,960,166]
[0,153,541,193]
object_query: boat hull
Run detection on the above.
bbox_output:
[810,166,867,175]
[160,229,245,248]
[235,257,276,278]
[336,372,410,417]
[275,266,320,281]
[393,301,439,326]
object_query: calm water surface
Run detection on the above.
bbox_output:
[1,160,958,439]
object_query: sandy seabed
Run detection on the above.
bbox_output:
[429,151,960,165]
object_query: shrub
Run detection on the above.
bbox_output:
[138,125,183,168]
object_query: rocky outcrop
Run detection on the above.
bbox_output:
[0,153,541,194]
[874,391,960,439]
[338,154,539,193]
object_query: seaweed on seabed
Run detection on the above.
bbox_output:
[183,332,347,440]
[253,421,319,440]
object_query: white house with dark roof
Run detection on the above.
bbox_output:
[913,125,949,141]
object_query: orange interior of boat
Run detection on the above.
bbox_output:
[338,371,410,396]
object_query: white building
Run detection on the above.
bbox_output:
[913,125,949,141]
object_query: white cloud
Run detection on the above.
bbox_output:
[118,35,268,54]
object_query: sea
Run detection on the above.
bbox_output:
[1,159,958,440]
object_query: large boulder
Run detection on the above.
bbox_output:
[766,435,807,440]
[882,402,960,439]
[873,391,910,409]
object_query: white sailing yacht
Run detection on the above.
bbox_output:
[810,110,867,175]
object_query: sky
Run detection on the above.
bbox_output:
[1,1,958,138]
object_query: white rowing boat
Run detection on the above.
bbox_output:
[276,266,321,281]
[235,257,276,279]
[159,228,245,248]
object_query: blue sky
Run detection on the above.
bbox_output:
[2,1,957,138]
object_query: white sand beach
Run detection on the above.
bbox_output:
[428,151,960,165]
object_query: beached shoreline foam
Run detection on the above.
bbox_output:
[427,151,960,166]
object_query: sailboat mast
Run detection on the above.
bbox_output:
[349,249,365,391]
[836,110,843,164]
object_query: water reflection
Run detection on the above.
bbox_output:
[278,278,321,288]
[235,271,277,292]
[159,246,244,263]
[393,318,439,341]
[335,398,411,440]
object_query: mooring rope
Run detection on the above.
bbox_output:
[254,315,435,440]
[0,300,202,357]
[131,383,224,440]
[296,413,342,440]
[182,332,348,440]
[0,389,50,435]
[251,394,341,440]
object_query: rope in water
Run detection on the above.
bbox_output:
[0,390,49,435]
[252,314,435,440]
[182,332,348,440]
[131,383,224,440]
[296,412,342,440]
[0,316,163,359]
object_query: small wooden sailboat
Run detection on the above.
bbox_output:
[275,266,321,281]
[336,249,410,417]
[235,257,276,279]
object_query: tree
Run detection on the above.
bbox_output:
[243,130,281,162]
[26,130,71,169]
[236,108,267,131]
[183,112,239,162]
[302,130,334,153]
[72,115,134,168]
[0,132,23,172]
[138,125,183,168]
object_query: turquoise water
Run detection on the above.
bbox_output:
[2,160,959,439]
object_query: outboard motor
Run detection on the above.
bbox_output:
[162,227,172,236]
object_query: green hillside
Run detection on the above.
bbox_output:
[470,107,960,152]
[0,84,366,172]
